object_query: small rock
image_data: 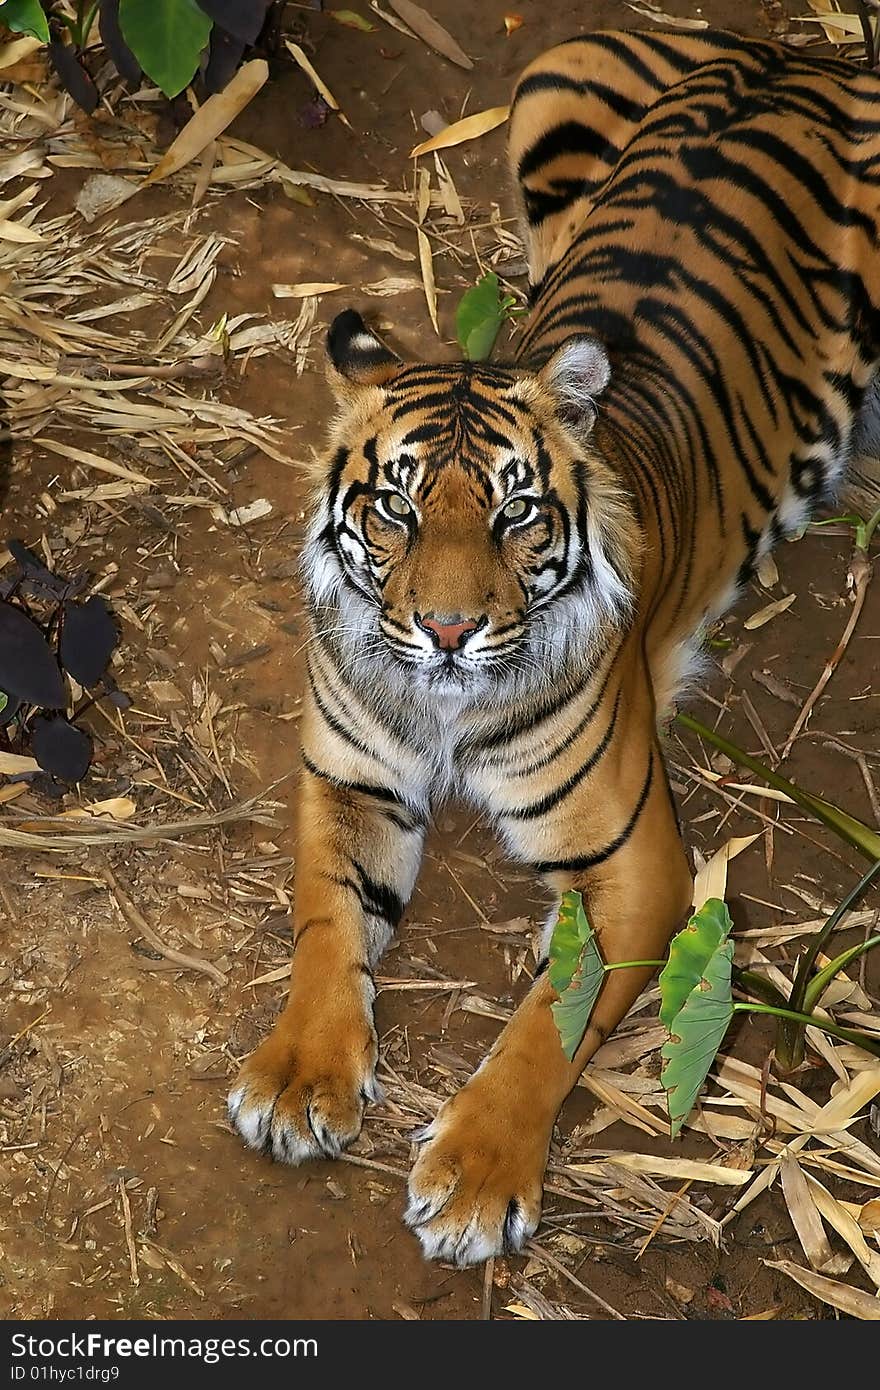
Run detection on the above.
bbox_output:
[75,174,137,223]
[142,570,177,590]
[666,1276,695,1304]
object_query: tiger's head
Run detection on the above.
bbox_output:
[303,310,639,699]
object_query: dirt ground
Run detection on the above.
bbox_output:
[2,0,879,1321]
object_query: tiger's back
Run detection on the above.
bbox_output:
[511,28,880,705]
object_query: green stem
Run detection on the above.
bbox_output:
[603,959,666,972]
[860,507,880,550]
[779,857,880,1069]
[675,711,880,861]
[811,514,864,531]
[732,1002,880,1058]
[790,858,880,1010]
[811,509,880,549]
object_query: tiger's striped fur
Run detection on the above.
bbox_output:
[230,29,880,1266]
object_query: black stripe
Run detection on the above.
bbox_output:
[524,186,580,228]
[561,31,671,92]
[351,859,405,928]
[504,689,621,820]
[724,126,880,243]
[293,917,330,949]
[518,120,620,185]
[503,650,620,775]
[309,670,384,762]
[472,676,584,751]
[301,751,415,812]
[531,752,655,875]
[514,72,645,128]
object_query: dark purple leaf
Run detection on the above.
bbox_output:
[8,540,55,585]
[99,0,142,85]
[0,602,66,708]
[60,596,118,687]
[105,686,132,710]
[31,772,66,800]
[204,26,246,93]
[299,97,330,129]
[6,539,75,601]
[196,0,272,44]
[48,42,99,114]
[32,716,92,783]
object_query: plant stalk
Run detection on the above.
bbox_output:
[603,959,666,972]
[777,856,880,1070]
[732,1002,880,1058]
[675,711,880,861]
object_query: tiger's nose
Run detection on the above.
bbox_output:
[415,611,484,651]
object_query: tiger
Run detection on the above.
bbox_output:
[228,27,880,1266]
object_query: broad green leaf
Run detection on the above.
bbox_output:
[455,271,515,362]
[661,926,734,1139]
[548,889,588,997]
[1,0,50,42]
[119,0,211,98]
[0,691,7,714]
[659,897,732,1030]
[549,890,605,1062]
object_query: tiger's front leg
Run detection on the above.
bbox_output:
[228,704,425,1163]
[406,722,692,1266]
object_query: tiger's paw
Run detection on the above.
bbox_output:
[405,1089,546,1266]
[228,1018,380,1164]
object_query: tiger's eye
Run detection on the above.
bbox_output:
[502,497,531,521]
[385,493,412,517]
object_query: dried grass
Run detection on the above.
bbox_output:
[1,32,878,1324]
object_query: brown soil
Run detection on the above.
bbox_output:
[1,0,879,1321]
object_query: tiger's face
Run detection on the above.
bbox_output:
[304,311,638,696]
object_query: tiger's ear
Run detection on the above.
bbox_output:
[540,336,611,432]
[326,309,401,402]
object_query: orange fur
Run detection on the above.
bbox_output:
[231,30,880,1265]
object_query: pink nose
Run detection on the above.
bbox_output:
[416,612,482,651]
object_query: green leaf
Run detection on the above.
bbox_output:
[548,889,591,997]
[1,0,50,43]
[777,855,880,1072]
[548,890,605,1062]
[660,902,735,1138]
[676,711,880,862]
[659,897,732,1030]
[330,9,376,30]
[0,691,7,715]
[118,0,212,98]
[803,934,880,1014]
[455,271,514,362]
